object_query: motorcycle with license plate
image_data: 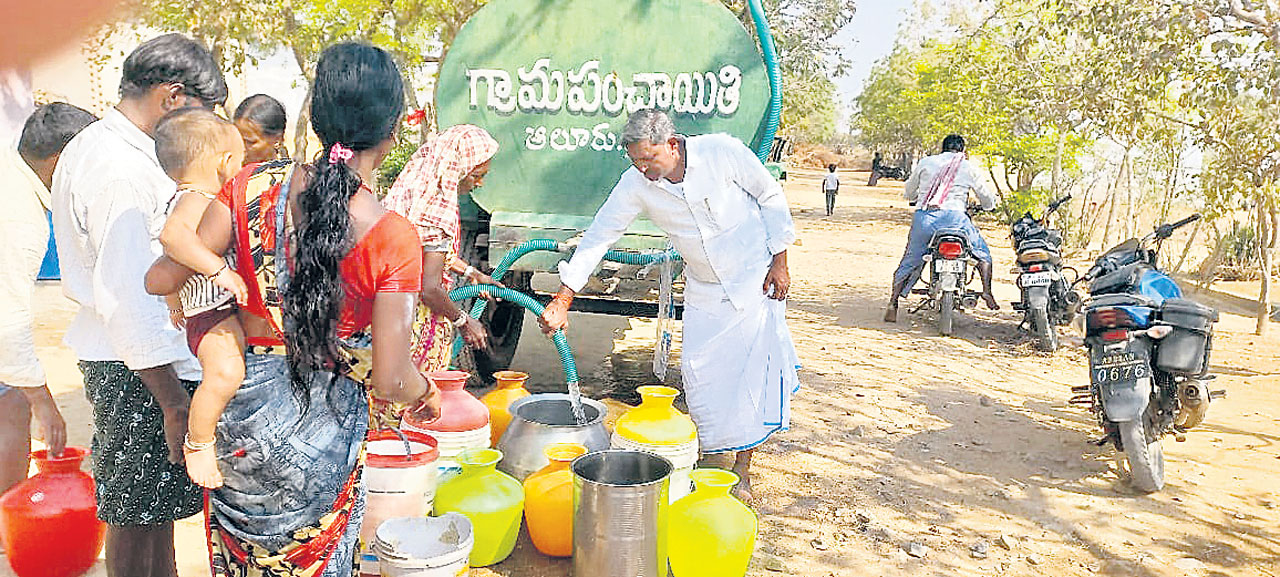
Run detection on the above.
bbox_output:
[1075,214,1223,493]
[1010,195,1082,351]
[910,220,985,336]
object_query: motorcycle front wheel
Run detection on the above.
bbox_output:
[939,291,956,336]
[1118,417,1165,493]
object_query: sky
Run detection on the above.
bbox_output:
[833,0,913,130]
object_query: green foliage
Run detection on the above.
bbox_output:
[1222,220,1260,270]
[856,32,1090,194]
[995,187,1054,225]
[782,70,840,143]
[377,120,422,190]
[722,0,856,144]
[116,0,486,85]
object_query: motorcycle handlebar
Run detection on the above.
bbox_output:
[1155,213,1201,240]
[1047,194,1072,213]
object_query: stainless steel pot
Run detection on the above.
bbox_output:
[572,450,672,577]
[495,393,610,480]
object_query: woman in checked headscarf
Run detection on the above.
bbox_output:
[384,124,502,374]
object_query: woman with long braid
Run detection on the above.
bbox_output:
[150,42,440,576]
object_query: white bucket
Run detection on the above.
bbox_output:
[359,431,440,577]
[611,434,699,502]
[373,514,474,577]
[402,422,491,472]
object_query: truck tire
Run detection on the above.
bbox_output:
[1118,416,1165,493]
[457,214,528,385]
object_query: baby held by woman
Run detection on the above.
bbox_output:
[144,108,249,488]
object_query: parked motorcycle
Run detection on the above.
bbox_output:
[911,228,984,336]
[868,164,908,186]
[1010,195,1082,351]
[1075,214,1222,493]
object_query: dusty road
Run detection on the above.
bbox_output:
[5,169,1279,577]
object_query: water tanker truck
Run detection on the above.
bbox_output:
[435,0,783,379]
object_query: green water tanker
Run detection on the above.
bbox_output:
[436,0,783,377]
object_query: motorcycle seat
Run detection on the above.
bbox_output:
[1090,262,1146,295]
[929,229,970,248]
[1086,292,1157,310]
[1016,238,1060,253]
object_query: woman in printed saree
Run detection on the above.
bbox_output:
[384,124,501,375]
[183,42,441,576]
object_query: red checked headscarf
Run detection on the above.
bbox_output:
[384,125,499,267]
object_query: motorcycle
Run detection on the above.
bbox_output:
[1075,214,1223,493]
[868,163,908,186]
[911,227,984,336]
[1010,195,1082,351]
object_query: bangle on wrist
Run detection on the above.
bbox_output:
[552,292,574,307]
[408,390,433,415]
[204,263,228,280]
[184,433,215,452]
[463,265,477,278]
[452,314,469,328]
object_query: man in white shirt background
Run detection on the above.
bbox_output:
[52,33,227,577]
[884,134,999,323]
[541,109,801,502]
[822,162,840,216]
[0,102,96,499]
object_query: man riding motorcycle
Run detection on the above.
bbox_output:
[884,134,999,323]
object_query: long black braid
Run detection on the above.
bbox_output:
[282,42,405,410]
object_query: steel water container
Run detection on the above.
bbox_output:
[572,450,672,577]
[497,394,610,481]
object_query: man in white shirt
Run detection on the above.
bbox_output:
[541,109,800,501]
[52,33,226,577]
[822,163,840,216]
[884,134,999,322]
[0,102,95,498]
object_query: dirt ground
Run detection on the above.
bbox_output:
[5,168,1279,577]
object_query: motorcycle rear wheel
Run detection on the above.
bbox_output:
[1118,417,1165,493]
[1031,306,1059,352]
[939,291,955,336]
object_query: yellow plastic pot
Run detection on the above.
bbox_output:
[481,371,531,446]
[432,448,524,567]
[614,385,697,446]
[523,443,588,557]
[668,469,757,577]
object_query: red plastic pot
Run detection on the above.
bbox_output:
[404,370,489,433]
[0,448,105,577]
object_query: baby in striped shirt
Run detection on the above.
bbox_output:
[143,107,248,489]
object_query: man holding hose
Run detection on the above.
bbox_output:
[541,109,799,502]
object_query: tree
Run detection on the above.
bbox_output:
[112,0,488,156]
[722,0,857,144]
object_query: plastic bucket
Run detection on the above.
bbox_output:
[402,420,490,472]
[359,430,440,577]
[611,434,698,502]
[573,450,672,577]
[373,514,474,577]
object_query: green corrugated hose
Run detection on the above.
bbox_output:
[447,283,579,390]
[749,0,782,162]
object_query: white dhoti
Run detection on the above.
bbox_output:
[681,289,800,453]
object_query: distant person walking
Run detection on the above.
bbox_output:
[822,163,839,216]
